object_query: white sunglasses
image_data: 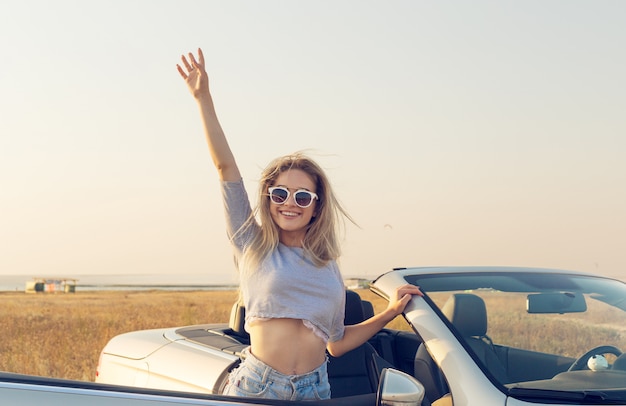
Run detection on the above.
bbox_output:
[268,186,318,208]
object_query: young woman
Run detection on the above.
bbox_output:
[177,48,422,401]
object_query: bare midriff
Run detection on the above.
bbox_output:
[248,318,328,375]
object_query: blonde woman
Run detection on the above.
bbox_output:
[177,48,422,401]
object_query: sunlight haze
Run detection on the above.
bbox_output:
[1,1,625,284]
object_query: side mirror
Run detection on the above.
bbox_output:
[377,368,425,406]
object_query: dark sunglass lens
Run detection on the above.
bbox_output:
[294,191,312,207]
[270,188,289,203]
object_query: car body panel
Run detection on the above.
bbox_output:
[98,328,239,394]
[0,374,254,406]
[100,329,173,360]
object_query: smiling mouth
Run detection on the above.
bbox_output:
[280,210,300,217]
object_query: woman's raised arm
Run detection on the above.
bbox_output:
[177,48,241,182]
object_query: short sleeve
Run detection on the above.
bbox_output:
[328,290,346,343]
[221,179,258,251]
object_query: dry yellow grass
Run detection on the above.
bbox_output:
[2,289,622,383]
[0,290,237,381]
[0,290,626,381]
[0,289,399,382]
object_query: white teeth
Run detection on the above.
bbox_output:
[281,211,299,217]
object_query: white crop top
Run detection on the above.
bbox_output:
[221,179,345,343]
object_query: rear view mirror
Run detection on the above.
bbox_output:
[527,292,587,314]
[377,368,425,406]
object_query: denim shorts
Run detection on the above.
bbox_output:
[223,347,331,400]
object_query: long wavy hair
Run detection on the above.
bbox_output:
[238,152,354,276]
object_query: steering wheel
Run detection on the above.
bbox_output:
[568,345,623,371]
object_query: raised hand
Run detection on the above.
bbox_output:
[175,47,240,181]
[176,48,210,99]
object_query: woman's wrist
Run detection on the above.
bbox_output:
[194,89,213,103]
[380,307,400,324]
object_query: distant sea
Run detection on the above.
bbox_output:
[3,271,622,293]
[0,274,238,292]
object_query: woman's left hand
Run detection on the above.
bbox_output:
[386,284,423,316]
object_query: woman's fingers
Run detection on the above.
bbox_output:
[198,47,205,66]
[397,285,423,299]
[176,64,188,79]
[177,49,205,81]
[181,54,193,72]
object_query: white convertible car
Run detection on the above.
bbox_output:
[3,266,626,405]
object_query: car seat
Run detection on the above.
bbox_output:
[327,290,389,398]
[227,301,250,344]
[414,293,510,401]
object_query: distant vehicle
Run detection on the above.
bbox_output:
[2,266,626,405]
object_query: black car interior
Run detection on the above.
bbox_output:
[175,289,423,399]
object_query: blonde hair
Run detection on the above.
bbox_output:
[238,152,354,275]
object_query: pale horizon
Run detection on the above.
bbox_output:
[2,1,625,284]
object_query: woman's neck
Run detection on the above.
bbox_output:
[279,231,305,247]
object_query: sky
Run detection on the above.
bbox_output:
[1,1,625,285]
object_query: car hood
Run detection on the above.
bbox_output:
[102,328,175,359]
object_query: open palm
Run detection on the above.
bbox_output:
[177,48,210,99]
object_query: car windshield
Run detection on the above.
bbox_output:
[405,271,626,400]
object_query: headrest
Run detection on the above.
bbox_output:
[344,290,366,325]
[228,302,249,339]
[442,293,488,337]
[361,300,375,320]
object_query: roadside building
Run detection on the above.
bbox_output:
[25,278,77,293]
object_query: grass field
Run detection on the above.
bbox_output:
[2,289,623,383]
[0,290,238,381]
[0,289,399,382]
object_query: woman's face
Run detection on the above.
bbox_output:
[268,169,318,246]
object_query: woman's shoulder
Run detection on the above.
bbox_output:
[221,177,245,189]
[221,177,249,201]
